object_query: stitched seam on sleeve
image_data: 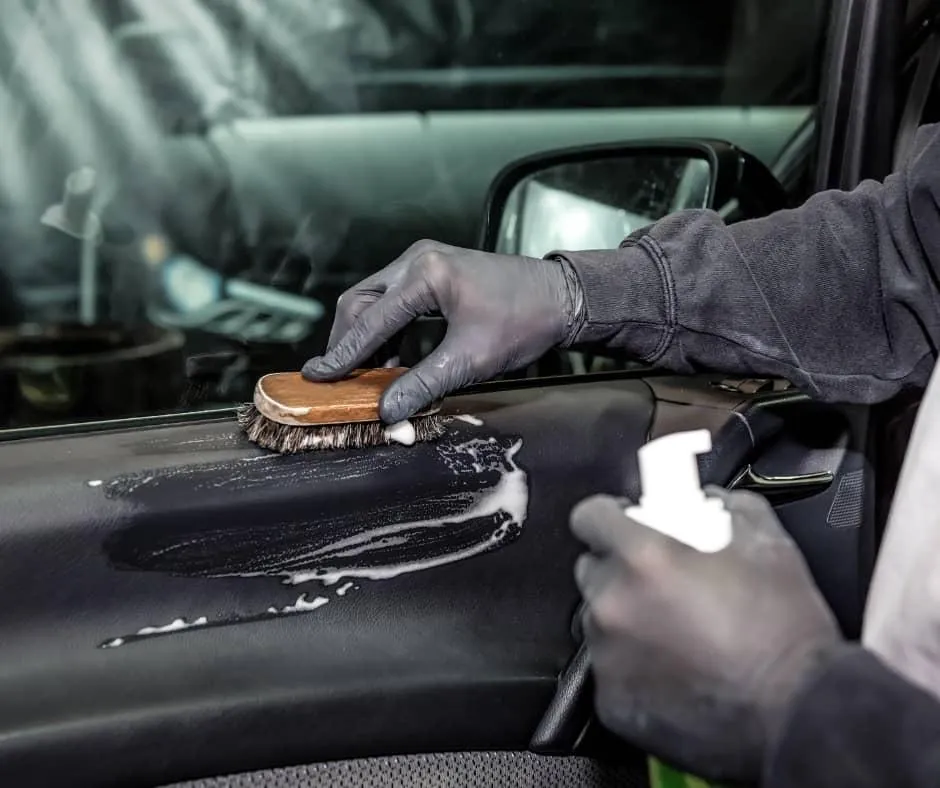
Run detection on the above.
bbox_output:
[635,236,677,363]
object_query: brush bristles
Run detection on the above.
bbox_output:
[237,404,450,453]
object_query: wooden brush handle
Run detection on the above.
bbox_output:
[254,368,440,426]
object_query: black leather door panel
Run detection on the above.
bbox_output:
[0,379,656,787]
[0,373,875,785]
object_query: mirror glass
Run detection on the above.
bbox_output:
[494,153,712,258]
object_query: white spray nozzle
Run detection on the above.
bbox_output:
[626,429,732,553]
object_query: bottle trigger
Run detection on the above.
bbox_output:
[626,429,732,553]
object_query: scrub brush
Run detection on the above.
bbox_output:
[237,367,449,453]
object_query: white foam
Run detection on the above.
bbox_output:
[454,415,483,426]
[87,480,103,488]
[96,442,525,647]
[385,420,416,446]
[136,616,208,636]
[267,594,329,615]
[284,438,529,586]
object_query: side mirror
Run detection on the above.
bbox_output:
[479,139,789,256]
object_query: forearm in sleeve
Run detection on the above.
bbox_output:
[552,124,940,404]
[764,646,940,788]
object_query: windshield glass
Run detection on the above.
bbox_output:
[0,0,830,431]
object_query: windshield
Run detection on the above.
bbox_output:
[0,0,830,431]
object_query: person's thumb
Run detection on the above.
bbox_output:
[378,340,467,423]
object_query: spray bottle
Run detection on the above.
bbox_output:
[627,428,732,554]
[631,429,731,788]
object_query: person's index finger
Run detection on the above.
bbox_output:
[569,495,634,554]
[323,254,413,352]
[307,299,396,379]
[312,282,433,379]
[571,494,694,570]
[327,289,382,352]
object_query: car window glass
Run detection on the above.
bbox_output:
[0,0,831,431]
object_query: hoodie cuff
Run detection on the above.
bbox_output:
[762,643,940,788]
[545,236,676,363]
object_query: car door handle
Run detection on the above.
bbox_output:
[529,640,594,755]
[731,466,834,504]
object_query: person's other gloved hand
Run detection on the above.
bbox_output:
[301,241,583,424]
[571,487,844,784]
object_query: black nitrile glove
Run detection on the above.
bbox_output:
[301,241,583,423]
[571,487,843,784]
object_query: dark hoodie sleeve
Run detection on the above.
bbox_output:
[552,123,940,404]
[764,645,940,788]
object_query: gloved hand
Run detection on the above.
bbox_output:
[571,487,843,784]
[301,241,583,423]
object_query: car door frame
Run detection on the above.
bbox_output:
[814,0,903,191]
[797,0,925,550]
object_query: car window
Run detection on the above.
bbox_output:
[0,0,831,431]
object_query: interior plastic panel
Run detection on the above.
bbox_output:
[0,373,872,786]
[646,376,874,636]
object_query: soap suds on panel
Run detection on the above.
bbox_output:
[97,417,491,503]
[137,616,207,636]
[98,443,403,499]
[99,616,209,649]
[267,594,329,615]
[99,428,530,648]
[454,415,483,427]
[385,420,416,446]
[99,584,346,649]
[134,431,250,455]
[283,438,528,586]
[105,432,529,591]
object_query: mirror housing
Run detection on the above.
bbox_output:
[479,139,789,256]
